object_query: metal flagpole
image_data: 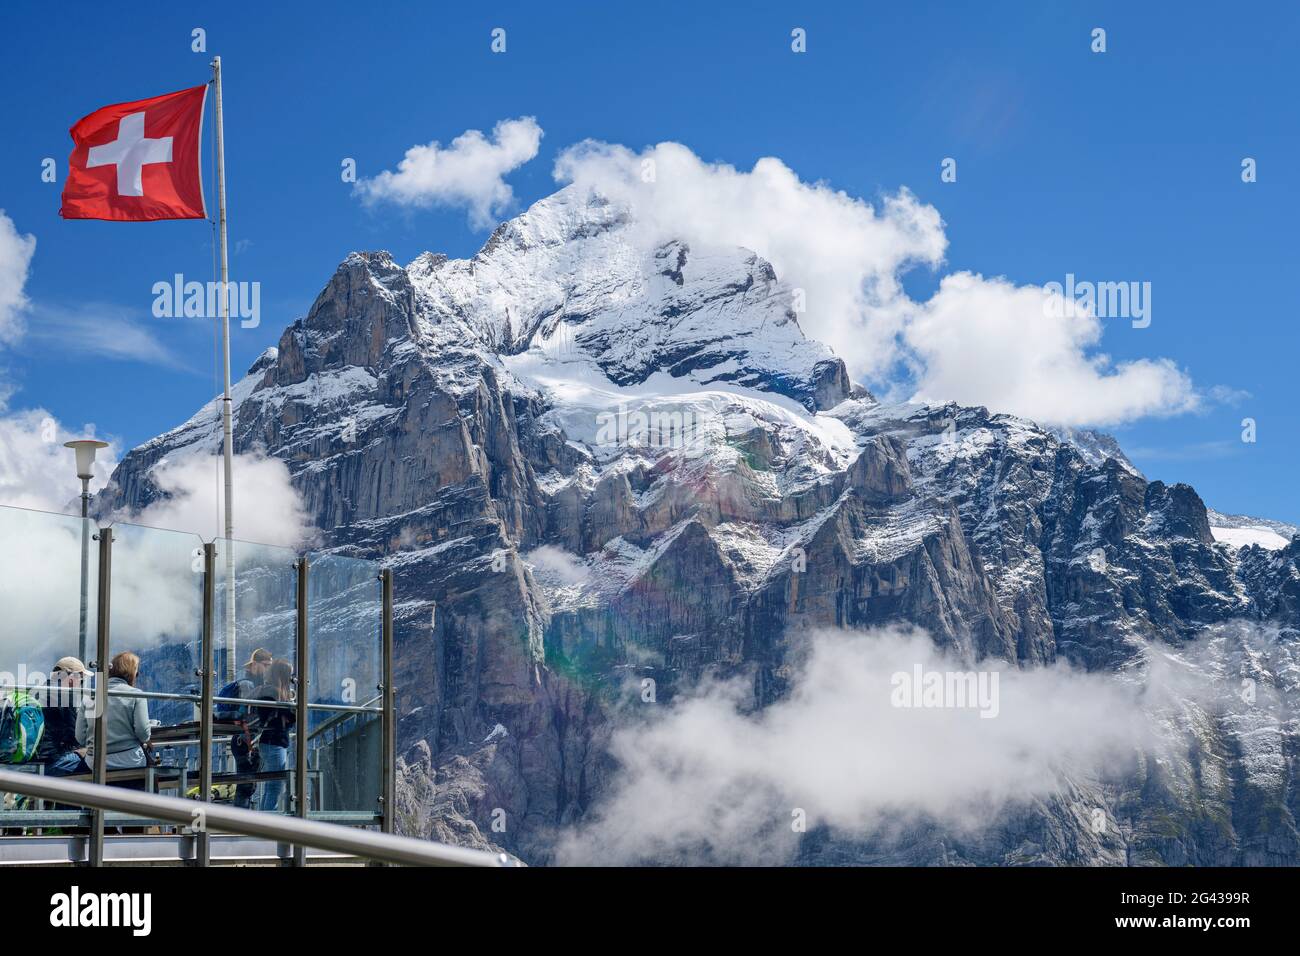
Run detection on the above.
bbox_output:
[211,56,237,681]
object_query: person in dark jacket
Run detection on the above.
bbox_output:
[228,648,272,809]
[40,657,89,776]
[252,659,295,812]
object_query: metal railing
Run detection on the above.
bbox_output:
[0,768,510,867]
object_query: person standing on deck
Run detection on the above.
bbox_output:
[218,648,272,809]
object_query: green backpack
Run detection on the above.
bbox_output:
[0,690,46,763]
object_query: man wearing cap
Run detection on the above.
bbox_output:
[221,648,273,809]
[39,657,91,776]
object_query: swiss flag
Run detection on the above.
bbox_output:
[60,84,208,221]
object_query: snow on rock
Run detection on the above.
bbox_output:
[1208,509,1297,551]
[409,185,851,412]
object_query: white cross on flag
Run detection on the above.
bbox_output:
[61,84,208,221]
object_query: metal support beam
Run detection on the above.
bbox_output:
[0,768,508,867]
[380,568,395,837]
[293,556,309,866]
[88,527,112,867]
[197,542,217,866]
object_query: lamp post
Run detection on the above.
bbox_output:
[64,439,108,663]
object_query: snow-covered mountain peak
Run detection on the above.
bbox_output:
[1048,425,1141,474]
[476,184,631,255]
[403,184,850,411]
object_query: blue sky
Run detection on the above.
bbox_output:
[0,0,1296,521]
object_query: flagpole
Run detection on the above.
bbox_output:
[211,55,237,682]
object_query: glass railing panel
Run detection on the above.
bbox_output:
[0,505,100,821]
[212,538,299,685]
[307,708,382,819]
[106,521,205,734]
[212,538,300,813]
[0,504,101,689]
[305,552,381,817]
[306,553,381,711]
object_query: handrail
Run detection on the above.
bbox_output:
[0,768,512,868]
[308,693,384,741]
[0,686,379,715]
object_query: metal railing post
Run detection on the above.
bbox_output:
[381,568,395,837]
[197,542,217,866]
[89,527,112,867]
[293,556,309,866]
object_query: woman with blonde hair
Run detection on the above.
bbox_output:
[76,651,151,776]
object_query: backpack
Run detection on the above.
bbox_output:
[0,690,46,763]
[214,678,251,721]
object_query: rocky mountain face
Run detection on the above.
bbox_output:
[99,187,1300,866]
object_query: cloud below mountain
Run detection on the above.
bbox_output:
[125,450,315,550]
[554,626,1152,865]
[524,544,590,586]
[554,622,1293,865]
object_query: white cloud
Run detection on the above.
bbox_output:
[0,210,37,345]
[0,224,128,517]
[0,214,178,517]
[0,441,313,662]
[126,450,315,550]
[554,140,947,381]
[24,302,183,367]
[109,451,313,656]
[553,141,1202,428]
[0,504,105,671]
[556,623,1292,865]
[524,544,589,586]
[556,627,1149,865]
[0,211,179,368]
[0,407,125,668]
[904,273,1199,427]
[357,117,543,228]
[0,406,118,513]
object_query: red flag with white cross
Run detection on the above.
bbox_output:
[60,84,208,221]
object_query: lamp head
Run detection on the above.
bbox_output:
[63,439,109,481]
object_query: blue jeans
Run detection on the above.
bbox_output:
[231,735,259,808]
[259,744,287,812]
[46,751,89,776]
